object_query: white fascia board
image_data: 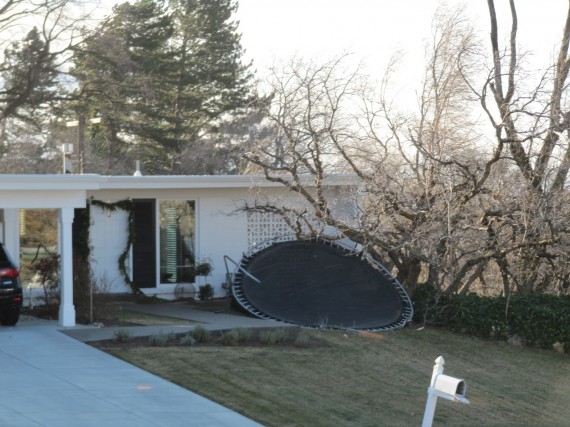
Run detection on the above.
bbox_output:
[0,174,102,190]
[99,173,359,190]
[100,175,267,189]
[0,173,359,192]
[0,190,88,208]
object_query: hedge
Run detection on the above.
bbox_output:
[413,285,570,352]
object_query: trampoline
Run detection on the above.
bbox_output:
[229,237,413,331]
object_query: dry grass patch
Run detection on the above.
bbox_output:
[98,306,197,327]
[107,326,570,427]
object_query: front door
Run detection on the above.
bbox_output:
[132,199,156,288]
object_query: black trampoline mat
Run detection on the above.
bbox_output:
[238,240,405,329]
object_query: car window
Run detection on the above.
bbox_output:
[0,245,13,268]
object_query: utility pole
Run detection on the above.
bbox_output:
[63,116,101,174]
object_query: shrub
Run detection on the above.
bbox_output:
[235,327,252,341]
[413,287,570,352]
[195,262,213,277]
[148,331,176,347]
[260,328,289,345]
[113,328,133,343]
[190,324,211,343]
[30,252,60,310]
[179,333,197,346]
[221,328,252,346]
[198,284,214,300]
[294,330,311,347]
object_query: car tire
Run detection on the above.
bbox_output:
[1,308,20,326]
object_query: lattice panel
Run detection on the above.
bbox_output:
[247,211,294,247]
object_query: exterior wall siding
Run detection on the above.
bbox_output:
[87,188,256,297]
[89,204,131,293]
[84,183,355,299]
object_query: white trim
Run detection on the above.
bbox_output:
[58,208,76,327]
[0,190,87,209]
[154,200,160,287]
[156,198,198,287]
[3,209,20,268]
[0,173,358,194]
[194,196,201,265]
[0,174,101,190]
[100,174,357,189]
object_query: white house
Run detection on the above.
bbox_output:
[0,173,358,327]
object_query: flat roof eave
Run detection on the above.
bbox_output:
[0,173,359,191]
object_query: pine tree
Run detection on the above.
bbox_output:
[71,0,253,174]
[0,27,58,122]
[71,0,174,173]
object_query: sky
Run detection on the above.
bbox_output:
[235,0,569,89]
[94,0,570,102]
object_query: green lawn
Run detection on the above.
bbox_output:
[107,326,570,427]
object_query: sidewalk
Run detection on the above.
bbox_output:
[62,301,293,342]
[0,311,274,426]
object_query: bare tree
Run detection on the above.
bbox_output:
[465,0,570,295]
[244,8,484,295]
[243,3,570,298]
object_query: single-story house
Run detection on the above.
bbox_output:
[0,173,358,327]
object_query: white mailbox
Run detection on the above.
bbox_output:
[431,373,469,403]
[422,356,469,427]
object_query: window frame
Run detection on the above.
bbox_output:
[156,199,198,286]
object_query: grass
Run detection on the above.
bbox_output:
[100,306,197,326]
[107,326,570,427]
[112,328,133,343]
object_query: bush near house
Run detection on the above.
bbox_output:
[198,284,214,301]
[414,285,570,352]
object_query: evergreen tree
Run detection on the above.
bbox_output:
[71,0,174,173]
[72,0,253,174]
[0,27,62,173]
[0,0,116,174]
[0,27,58,122]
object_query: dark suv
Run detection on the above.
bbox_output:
[0,243,22,326]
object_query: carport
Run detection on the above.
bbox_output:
[0,174,102,327]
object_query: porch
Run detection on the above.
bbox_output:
[0,174,102,327]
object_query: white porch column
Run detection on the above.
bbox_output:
[3,209,20,268]
[58,207,75,327]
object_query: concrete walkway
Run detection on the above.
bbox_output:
[0,309,276,427]
[63,302,292,342]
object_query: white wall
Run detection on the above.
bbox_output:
[87,188,251,297]
[86,184,354,298]
[89,204,131,293]
[196,189,248,296]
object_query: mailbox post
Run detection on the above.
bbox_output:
[422,356,469,427]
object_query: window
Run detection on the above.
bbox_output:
[159,200,195,284]
[19,209,58,284]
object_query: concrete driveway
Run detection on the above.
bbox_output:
[0,315,263,427]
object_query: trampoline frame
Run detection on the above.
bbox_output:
[228,236,414,332]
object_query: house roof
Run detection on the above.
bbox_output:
[0,173,358,191]
[99,173,359,189]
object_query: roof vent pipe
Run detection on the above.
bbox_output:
[133,160,142,177]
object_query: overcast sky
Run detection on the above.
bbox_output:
[235,0,569,86]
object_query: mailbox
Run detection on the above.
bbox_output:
[430,374,469,403]
[422,356,469,427]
